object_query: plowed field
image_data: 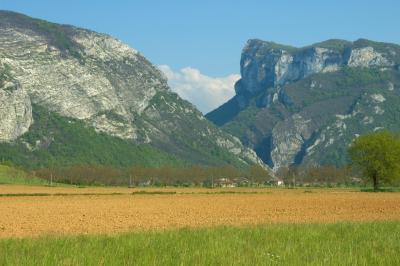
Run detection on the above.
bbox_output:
[0,185,399,238]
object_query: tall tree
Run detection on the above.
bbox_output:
[348,130,400,191]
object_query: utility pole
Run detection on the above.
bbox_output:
[293,175,296,188]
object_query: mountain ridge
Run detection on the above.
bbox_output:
[0,11,265,170]
[207,38,400,170]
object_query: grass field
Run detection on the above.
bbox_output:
[0,165,48,185]
[1,222,399,265]
[1,185,399,265]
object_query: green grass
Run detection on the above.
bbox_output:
[0,192,124,197]
[1,222,399,265]
[0,165,47,185]
[360,187,400,192]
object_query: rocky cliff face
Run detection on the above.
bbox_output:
[0,11,265,168]
[235,39,394,101]
[207,38,400,170]
[0,63,32,142]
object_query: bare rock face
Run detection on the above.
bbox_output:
[270,114,312,171]
[235,39,396,100]
[0,71,32,142]
[0,11,266,168]
[0,14,161,140]
[348,47,393,68]
[207,38,400,171]
[235,40,346,97]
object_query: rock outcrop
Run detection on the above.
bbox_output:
[0,11,265,169]
[207,38,400,170]
[0,67,32,141]
[235,39,394,98]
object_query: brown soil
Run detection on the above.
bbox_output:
[0,185,399,238]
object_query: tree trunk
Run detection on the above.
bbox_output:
[373,174,378,192]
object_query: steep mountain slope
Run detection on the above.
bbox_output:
[207,38,400,170]
[0,11,264,169]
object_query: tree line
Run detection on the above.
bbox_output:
[21,130,400,190]
[32,165,272,187]
[32,164,362,188]
[276,165,359,187]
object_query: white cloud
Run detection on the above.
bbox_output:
[158,65,239,114]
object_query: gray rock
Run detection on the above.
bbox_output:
[236,40,346,97]
[0,11,266,169]
[208,38,400,171]
[0,80,32,142]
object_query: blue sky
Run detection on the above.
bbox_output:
[1,0,399,76]
[1,0,399,112]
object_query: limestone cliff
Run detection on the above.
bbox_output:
[0,11,265,168]
[0,63,32,142]
[207,38,400,170]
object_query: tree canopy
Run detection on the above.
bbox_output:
[348,130,400,191]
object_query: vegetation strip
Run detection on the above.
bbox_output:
[1,222,399,265]
[131,191,177,195]
[0,192,124,197]
[0,190,272,197]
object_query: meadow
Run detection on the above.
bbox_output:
[0,165,48,186]
[1,179,399,265]
[1,222,399,265]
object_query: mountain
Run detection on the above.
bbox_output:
[0,11,264,169]
[207,38,400,170]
